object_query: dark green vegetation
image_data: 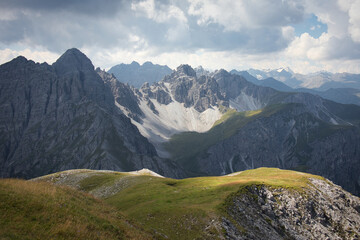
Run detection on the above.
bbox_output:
[0,178,152,240]
[18,168,323,240]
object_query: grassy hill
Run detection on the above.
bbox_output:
[5,168,325,240]
[0,177,152,240]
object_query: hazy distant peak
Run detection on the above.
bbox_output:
[276,67,293,73]
[130,61,140,67]
[108,61,172,88]
[142,61,154,66]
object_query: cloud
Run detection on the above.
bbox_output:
[188,0,304,31]
[0,0,126,17]
[0,0,359,74]
[0,47,58,64]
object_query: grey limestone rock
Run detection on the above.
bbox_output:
[223,179,360,239]
[0,49,184,179]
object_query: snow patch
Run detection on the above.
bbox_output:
[256,74,263,80]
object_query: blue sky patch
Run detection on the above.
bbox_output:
[292,14,327,38]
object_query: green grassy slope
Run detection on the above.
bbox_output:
[163,104,291,174]
[33,168,324,240]
[0,178,152,240]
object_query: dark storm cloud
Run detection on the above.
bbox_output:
[0,0,303,55]
[0,14,33,43]
[0,0,127,17]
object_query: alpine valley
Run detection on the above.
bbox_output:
[1,48,360,239]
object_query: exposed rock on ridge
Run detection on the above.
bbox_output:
[0,49,184,179]
[223,179,360,239]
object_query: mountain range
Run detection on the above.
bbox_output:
[108,61,172,88]
[230,69,360,106]
[1,48,360,198]
[245,67,360,90]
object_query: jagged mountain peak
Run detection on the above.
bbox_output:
[3,55,38,69]
[176,64,196,77]
[53,48,94,75]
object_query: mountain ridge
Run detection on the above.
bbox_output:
[22,167,360,240]
[1,48,360,197]
[108,61,172,88]
[0,48,184,179]
[108,63,360,195]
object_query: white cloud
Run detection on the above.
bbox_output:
[188,0,304,31]
[0,48,58,64]
[348,0,360,42]
[131,0,187,24]
[0,0,360,74]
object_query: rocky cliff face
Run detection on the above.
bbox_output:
[164,64,225,112]
[152,65,360,196]
[190,103,360,196]
[0,49,183,179]
[223,178,360,240]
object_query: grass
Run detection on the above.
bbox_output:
[79,172,123,192]
[2,168,326,240]
[163,104,291,174]
[0,178,152,240]
[101,168,322,240]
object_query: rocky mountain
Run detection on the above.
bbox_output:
[246,67,360,90]
[232,70,360,106]
[109,64,360,196]
[108,61,172,88]
[1,49,360,197]
[194,65,212,77]
[19,167,359,240]
[0,48,183,179]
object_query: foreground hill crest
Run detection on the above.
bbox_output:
[22,168,360,240]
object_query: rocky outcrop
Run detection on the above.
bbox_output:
[223,179,360,239]
[163,65,225,112]
[96,69,144,122]
[140,82,172,105]
[0,49,184,179]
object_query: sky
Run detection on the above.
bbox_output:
[0,0,360,74]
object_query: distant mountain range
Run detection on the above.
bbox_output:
[1,49,360,198]
[108,61,172,88]
[245,67,360,90]
[231,69,360,106]
[107,62,360,106]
